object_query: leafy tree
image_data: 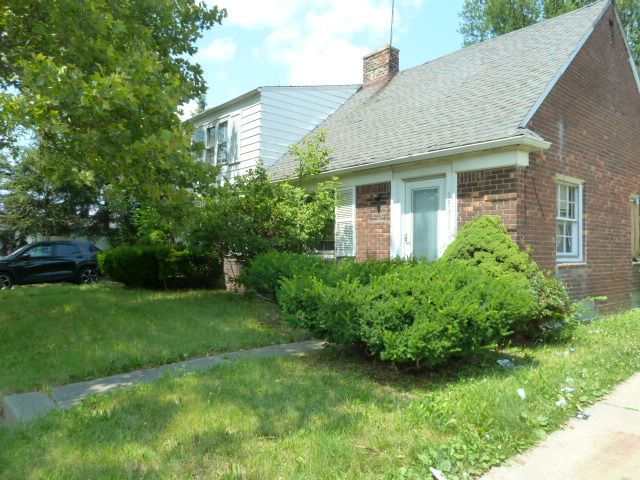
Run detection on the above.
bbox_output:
[189,131,339,262]
[459,0,640,68]
[0,1,225,240]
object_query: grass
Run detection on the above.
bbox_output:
[1,310,640,479]
[0,283,306,396]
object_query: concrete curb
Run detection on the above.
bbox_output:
[2,340,326,426]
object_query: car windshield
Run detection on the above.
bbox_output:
[6,245,30,259]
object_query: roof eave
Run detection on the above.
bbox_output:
[276,134,551,182]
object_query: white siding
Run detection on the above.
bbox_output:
[188,85,359,181]
[259,86,359,168]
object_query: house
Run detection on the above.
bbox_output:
[270,0,640,312]
[187,85,359,182]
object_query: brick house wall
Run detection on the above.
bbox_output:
[457,167,525,238]
[522,4,640,311]
[356,182,391,260]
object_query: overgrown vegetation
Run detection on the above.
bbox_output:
[2,309,640,479]
[188,131,338,264]
[243,216,573,367]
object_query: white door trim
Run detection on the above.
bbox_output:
[402,177,446,259]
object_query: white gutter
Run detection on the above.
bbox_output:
[315,134,551,178]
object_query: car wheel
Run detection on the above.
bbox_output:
[0,272,13,290]
[79,267,100,285]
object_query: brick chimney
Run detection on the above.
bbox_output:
[363,45,399,88]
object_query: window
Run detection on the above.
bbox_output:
[26,245,53,258]
[55,243,79,256]
[556,178,583,262]
[205,120,229,165]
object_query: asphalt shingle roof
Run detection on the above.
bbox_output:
[269,0,608,179]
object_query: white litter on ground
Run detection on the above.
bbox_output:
[517,388,527,400]
[556,398,568,408]
[429,467,448,480]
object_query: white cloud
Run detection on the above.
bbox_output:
[204,1,423,85]
[178,99,199,121]
[197,37,238,62]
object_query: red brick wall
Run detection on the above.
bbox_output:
[457,167,525,238]
[523,4,640,312]
[356,182,391,260]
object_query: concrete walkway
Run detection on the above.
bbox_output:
[482,372,640,480]
[2,340,326,426]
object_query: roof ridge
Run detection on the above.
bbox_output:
[398,0,609,78]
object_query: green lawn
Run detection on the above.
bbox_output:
[0,283,306,396]
[2,310,640,479]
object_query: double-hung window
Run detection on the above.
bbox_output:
[205,120,229,165]
[556,177,584,262]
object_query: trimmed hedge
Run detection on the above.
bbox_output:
[98,246,222,289]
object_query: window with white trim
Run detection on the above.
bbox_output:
[205,120,229,165]
[631,196,640,261]
[335,187,355,257]
[556,179,583,262]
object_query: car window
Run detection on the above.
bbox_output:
[56,243,79,256]
[26,245,53,258]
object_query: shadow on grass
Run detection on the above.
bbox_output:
[0,357,396,479]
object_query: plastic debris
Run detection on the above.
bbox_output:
[429,467,448,480]
[497,359,515,369]
[576,412,591,420]
[561,387,575,394]
[565,376,574,384]
[517,388,527,400]
[555,398,568,408]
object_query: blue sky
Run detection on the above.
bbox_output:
[183,0,466,117]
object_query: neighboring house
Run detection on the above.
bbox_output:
[187,85,360,182]
[270,0,640,312]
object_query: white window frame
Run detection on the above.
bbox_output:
[556,175,584,263]
[205,118,230,166]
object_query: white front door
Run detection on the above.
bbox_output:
[403,177,446,260]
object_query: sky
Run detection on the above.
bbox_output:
[182,0,466,118]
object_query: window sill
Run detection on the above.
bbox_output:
[556,261,587,268]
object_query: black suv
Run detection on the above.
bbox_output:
[0,241,101,289]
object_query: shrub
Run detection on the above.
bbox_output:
[278,276,364,345]
[278,260,535,367]
[358,262,535,366]
[442,215,572,334]
[241,251,404,297]
[240,252,328,297]
[98,246,222,289]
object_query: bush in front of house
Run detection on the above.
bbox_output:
[241,251,406,297]
[239,252,329,297]
[278,260,535,367]
[442,215,572,335]
[98,246,222,289]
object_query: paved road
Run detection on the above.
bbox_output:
[482,373,640,480]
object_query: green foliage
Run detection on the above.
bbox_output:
[241,251,404,297]
[0,1,224,240]
[459,0,639,68]
[240,252,328,297]
[277,259,535,367]
[358,262,533,366]
[190,131,339,263]
[98,246,222,290]
[443,215,572,334]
